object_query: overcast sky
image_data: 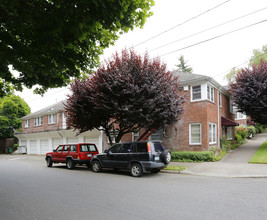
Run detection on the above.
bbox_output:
[16,0,267,113]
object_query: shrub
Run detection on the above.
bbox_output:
[220,138,231,151]
[255,123,265,133]
[235,133,243,144]
[235,125,248,140]
[171,151,215,162]
[247,126,257,138]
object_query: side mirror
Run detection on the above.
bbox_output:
[104,149,108,153]
[53,150,56,152]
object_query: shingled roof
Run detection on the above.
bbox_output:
[21,100,66,120]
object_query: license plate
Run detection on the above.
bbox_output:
[87,154,92,158]
[155,156,160,160]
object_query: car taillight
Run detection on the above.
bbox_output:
[147,142,151,152]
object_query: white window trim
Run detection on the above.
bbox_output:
[191,85,202,102]
[25,119,30,128]
[207,84,215,103]
[48,114,56,124]
[219,92,222,107]
[132,131,139,142]
[34,117,43,126]
[189,123,202,145]
[209,123,217,144]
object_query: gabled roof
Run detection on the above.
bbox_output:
[21,100,66,120]
[172,71,209,84]
[172,71,230,96]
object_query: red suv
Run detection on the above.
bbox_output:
[45,143,99,169]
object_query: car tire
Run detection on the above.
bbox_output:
[46,157,53,167]
[161,151,171,164]
[151,169,160,173]
[66,158,75,169]
[130,163,143,177]
[92,160,102,172]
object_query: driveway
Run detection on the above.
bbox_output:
[177,132,267,177]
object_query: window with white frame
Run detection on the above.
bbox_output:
[34,117,43,126]
[25,119,30,128]
[132,131,139,141]
[190,124,201,145]
[207,85,214,102]
[48,114,56,124]
[235,112,246,120]
[227,127,233,140]
[192,85,201,101]
[230,99,234,113]
[219,92,222,107]
[150,129,163,141]
[209,123,216,144]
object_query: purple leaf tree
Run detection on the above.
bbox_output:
[230,59,267,124]
[65,49,185,145]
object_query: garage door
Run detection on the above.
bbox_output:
[52,138,62,150]
[67,138,78,144]
[84,138,99,148]
[30,140,38,154]
[40,139,50,154]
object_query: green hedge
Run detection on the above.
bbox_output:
[171,151,215,162]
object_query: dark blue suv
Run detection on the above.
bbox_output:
[91,141,171,177]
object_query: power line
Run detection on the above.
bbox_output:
[134,0,232,47]
[147,6,267,53]
[214,51,267,78]
[159,19,267,57]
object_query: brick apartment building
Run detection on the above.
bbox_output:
[16,72,239,154]
[121,72,238,151]
[15,101,104,154]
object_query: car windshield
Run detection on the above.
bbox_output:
[152,143,164,152]
[80,144,97,152]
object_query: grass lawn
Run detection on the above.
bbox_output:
[249,141,267,164]
[164,165,187,172]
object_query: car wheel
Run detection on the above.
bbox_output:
[66,158,75,169]
[130,163,143,177]
[92,160,102,172]
[161,151,171,164]
[151,169,160,173]
[46,157,53,167]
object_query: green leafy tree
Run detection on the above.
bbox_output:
[225,45,267,83]
[0,95,31,137]
[0,0,154,95]
[249,45,267,67]
[176,55,193,73]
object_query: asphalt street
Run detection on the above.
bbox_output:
[1,156,267,220]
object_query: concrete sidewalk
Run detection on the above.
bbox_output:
[172,132,267,178]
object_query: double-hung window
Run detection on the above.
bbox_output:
[48,114,55,124]
[132,131,139,141]
[34,117,43,126]
[192,85,201,101]
[190,124,201,145]
[207,85,214,102]
[219,92,222,107]
[209,123,216,144]
[25,119,30,128]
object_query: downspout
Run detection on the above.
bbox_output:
[217,88,220,148]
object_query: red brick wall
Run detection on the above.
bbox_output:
[22,112,64,134]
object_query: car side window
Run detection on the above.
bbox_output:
[63,145,69,152]
[109,144,121,153]
[56,146,63,152]
[136,143,148,153]
[121,143,132,153]
[70,145,77,152]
